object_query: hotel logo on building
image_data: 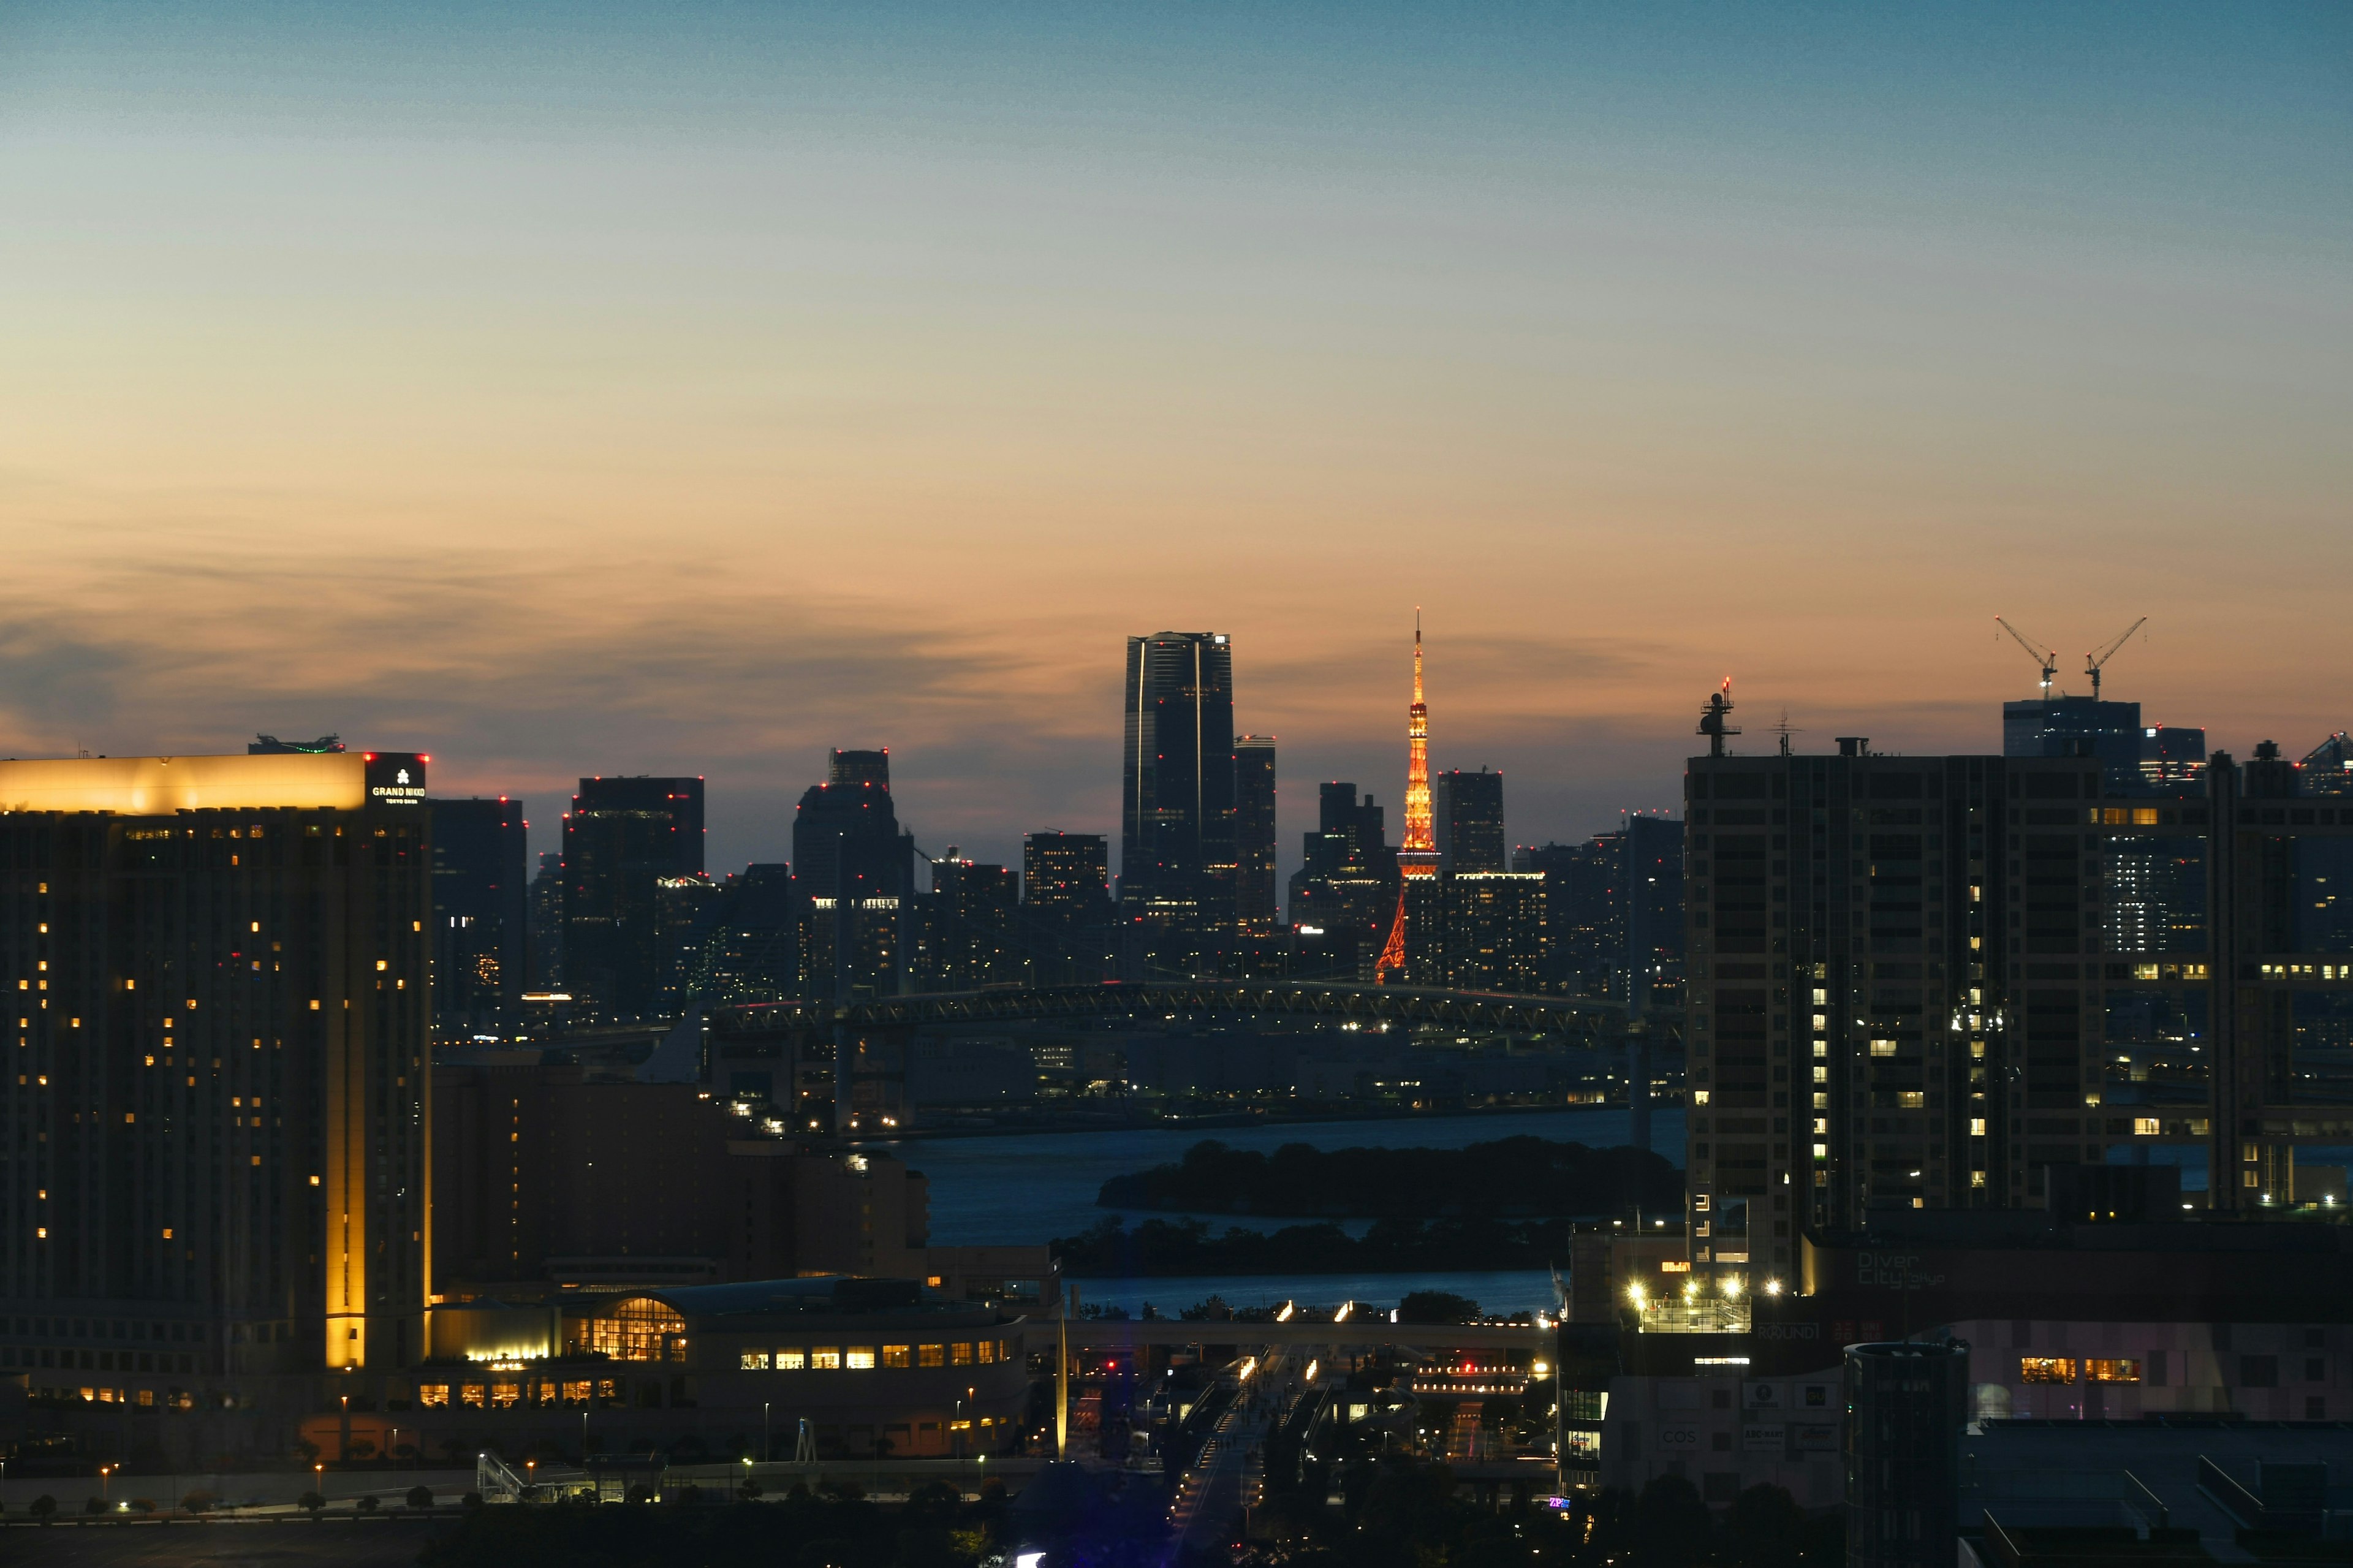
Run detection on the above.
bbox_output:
[365,752,428,806]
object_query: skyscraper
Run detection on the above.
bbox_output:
[1397,620,1439,881]
[918,853,1021,988]
[0,750,431,1374]
[426,795,529,1041]
[561,776,707,1021]
[791,749,915,1000]
[1433,767,1504,874]
[1235,736,1278,936]
[1287,782,1400,977]
[1120,632,1238,971]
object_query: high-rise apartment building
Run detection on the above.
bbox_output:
[791,749,915,1001]
[0,751,432,1375]
[1433,767,1505,874]
[427,796,528,1040]
[1023,832,1110,925]
[1120,633,1238,971]
[561,776,705,1021]
[1021,832,1114,985]
[1682,735,2353,1284]
[1235,736,1278,936]
[1402,871,1547,991]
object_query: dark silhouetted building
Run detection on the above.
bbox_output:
[1021,831,1115,984]
[918,852,1020,989]
[1287,782,1399,976]
[1433,766,1505,874]
[1235,735,1278,936]
[2004,695,2144,790]
[792,749,915,1001]
[2304,732,2353,795]
[0,750,431,1374]
[527,849,563,991]
[1121,632,1237,971]
[561,776,706,1021]
[1844,1340,1968,1568]
[702,863,797,1005]
[428,795,529,1041]
[1514,816,1682,1005]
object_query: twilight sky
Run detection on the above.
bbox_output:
[2,2,2347,883]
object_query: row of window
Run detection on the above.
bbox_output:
[2,1347,202,1374]
[420,1379,615,1409]
[740,1339,1009,1371]
[2018,1354,2327,1387]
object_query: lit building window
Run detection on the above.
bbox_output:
[775,1349,806,1370]
[846,1347,876,1369]
[2087,1358,2139,1383]
[951,1342,974,1366]
[740,1351,770,1370]
[2019,1358,2078,1384]
[882,1345,911,1368]
[584,1297,687,1363]
[418,1384,450,1407]
[811,1347,842,1369]
[919,1344,944,1367]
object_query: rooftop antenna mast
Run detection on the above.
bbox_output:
[1771,708,1802,757]
[1698,677,1738,758]
[1995,616,2059,699]
[2085,616,2147,700]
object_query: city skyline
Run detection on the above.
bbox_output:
[3,3,2345,874]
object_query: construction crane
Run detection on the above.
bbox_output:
[1995,617,2058,699]
[2085,617,2146,700]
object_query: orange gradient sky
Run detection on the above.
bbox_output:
[2,4,2347,873]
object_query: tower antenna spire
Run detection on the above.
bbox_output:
[1400,613,1438,879]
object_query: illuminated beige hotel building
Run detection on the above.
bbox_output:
[0,749,432,1384]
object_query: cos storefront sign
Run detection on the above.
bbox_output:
[365,752,428,807]
[1656,1426,1701,1454]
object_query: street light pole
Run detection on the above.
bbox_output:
[763,1402,771,1464]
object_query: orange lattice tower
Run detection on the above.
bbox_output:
[1398,613,1439,880]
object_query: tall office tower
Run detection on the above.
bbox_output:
[917,854,1020,988]
[654,873,726,1010]
[1682,733,2353,1284]
[1287,782,1401,974]
[1120,633,1238,971]
[1434,767,1506,874]
[1234,736,1279,936]
[1621,814,1686,1016]
[700,863,796,1005]
[0,751,431,1374]
[791,749,915,1001]
[1514,838,1622,994]
[1397,621,1439,881]
[1513,819,1684,1005]
[560,776,705,1021]
[526,850,564,990]
[426,796,528,1041]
